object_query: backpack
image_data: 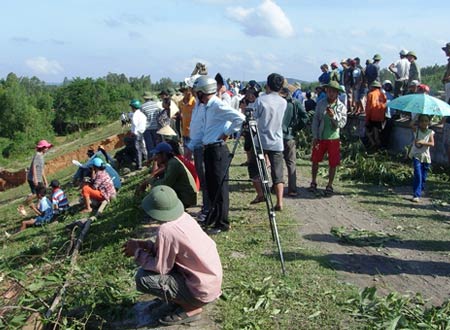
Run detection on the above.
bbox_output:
[290,99,308,133]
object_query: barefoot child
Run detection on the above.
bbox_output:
[20,185,54,231]
[409,114,435,202]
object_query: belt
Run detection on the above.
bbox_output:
[204,141,225,149]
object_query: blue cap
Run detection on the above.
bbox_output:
[92,157,104,168]
[152,142,173,154]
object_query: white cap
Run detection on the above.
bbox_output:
[382,80,392,86]
[399,49,408,56]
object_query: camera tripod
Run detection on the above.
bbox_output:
[204,109,286,274]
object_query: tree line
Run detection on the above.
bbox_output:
[0,73,175,160]
[0,65,446,161]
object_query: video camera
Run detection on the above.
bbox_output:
[244,107,255,122]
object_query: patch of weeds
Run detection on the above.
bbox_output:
[222,276,291,330]
[331,226,398,246]
[344,287,450,329]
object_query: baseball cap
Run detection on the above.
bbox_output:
[152,142,173,154]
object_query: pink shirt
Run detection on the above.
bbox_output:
[134,213,223,303]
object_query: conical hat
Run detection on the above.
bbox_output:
[157,125,177,136]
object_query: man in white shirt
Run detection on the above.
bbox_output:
[389,49,410,98]
[130,99,147,170]
[192,76,244,234]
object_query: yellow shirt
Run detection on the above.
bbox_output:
[179,96,196,137]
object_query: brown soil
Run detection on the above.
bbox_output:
[0,134,126,190]
[287,177,450,306]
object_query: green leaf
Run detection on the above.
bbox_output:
[271,308,281,315]
[386,315,402,330]
[254,297,265,310]
[308,311,322,319]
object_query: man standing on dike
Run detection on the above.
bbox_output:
[141,91,161,156]
[309,81,347,195]
[249,73,287,211]
[192,75,245,235]
[130,99,147,170]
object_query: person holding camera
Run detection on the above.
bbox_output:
[309,81,347,195]
[192,75,245,234]
[249,73,287,211]
[123,185,222,326]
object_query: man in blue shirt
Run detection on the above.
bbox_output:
[192,76,245,234]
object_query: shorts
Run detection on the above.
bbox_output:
[35,211,53,225]
[311,139,341,167]
[28,180,43,194]
[135,268,203,307]
[248,150,284,184]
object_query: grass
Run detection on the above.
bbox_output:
[0,121,123,170]
[0,126,449,329]
[0,141,360,329]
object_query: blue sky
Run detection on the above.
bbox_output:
[1,0,449,83]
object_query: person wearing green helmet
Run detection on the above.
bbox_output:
[130,98,148,170]
[407,51,421,89]
[365,54,382,87]
[123,186,222,326]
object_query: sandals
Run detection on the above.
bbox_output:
[250,196,265,204]
[324,186,334,195]
[307,182,317,193]
[159,307,201,326]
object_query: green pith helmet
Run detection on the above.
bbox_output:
[129,99,141,109]
[373,54,382,61]
[407,51,418,59]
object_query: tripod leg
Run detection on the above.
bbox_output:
[247,119,286,274]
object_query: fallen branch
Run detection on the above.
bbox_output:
[45,216,94,319]
[0,305,40,313]
[6,276,50,309]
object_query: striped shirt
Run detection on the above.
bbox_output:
[141,100,161,130]
[51,188,70,210]
[27,152,45,182]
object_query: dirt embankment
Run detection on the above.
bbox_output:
[0,134,126,191]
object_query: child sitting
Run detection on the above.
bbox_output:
[409,114,435,202]
[50,179,70,214]
[20,185,54,231]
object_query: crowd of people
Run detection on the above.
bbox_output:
[14,42,450,326]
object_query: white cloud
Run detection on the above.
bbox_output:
[226,0,294,38]
[25,57,63,75]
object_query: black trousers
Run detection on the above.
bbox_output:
[204,144,230,230]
